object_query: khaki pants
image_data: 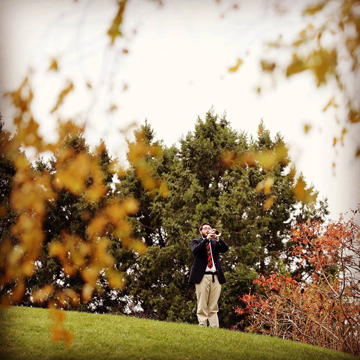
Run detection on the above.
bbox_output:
[195,274,221,328]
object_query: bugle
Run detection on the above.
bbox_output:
[213,229,221,237]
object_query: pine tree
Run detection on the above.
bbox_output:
[2,110,328,327]
[115,110,328,327]
[0,117,18,240]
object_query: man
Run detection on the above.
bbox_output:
[189,222,229,328]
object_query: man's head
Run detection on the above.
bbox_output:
[199,222,212,238]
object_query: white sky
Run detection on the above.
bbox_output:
[0,0,359,221]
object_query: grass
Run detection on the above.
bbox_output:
[0,306,357,360]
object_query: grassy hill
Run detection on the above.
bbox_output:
[0,306,356,360]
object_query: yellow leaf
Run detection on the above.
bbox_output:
[49,242,65,259]
[255,182,263,193]
[348,109,360,123]
[340,127,347,143]
[123,197,139,215]
[119,121,137,135]
[116,166,127,178]
[107,0,127,45]
[64,264,75,277]
[14,154,30,172]
[294,177,306,200]
[55,147,74,169]
[55,153,90,194]
[105,203,124,223]
[32,285,54,303]
[96,236,111,254]
[82,267,98,286]
[256,177,274,194]
[17,117,45,150]
[107,270,125,290]
[127,141,147,165]
[86,184,107,203]
[228,58,243,73]
[264,177,274,194]
[4,77,33,123]
[143,177,156,191]
[51,327,62,342]
[306,49,337,87]
[48,58,59,72]
[150,145,162,158]
[221,150,236,167]
[64,330,74,347]
[159,181,170,197]
[64,289,80,306]
[121,236,133,249]
[256,151,276,170]
[82,283,94,302]
[239,151,256,167]
[56,309,65,323]
[50,81,74,114]
[293,177,317,205]
[263,197,275,211]
[108,104,118,113]
[86,215,108,238]
[130,240,147,255]
[114,221,132,238]
[286,54,306,77]
[304,124,312,134]
[261,60,276,72]
[322,96,337,112]
[21,261,35,277]
[302,2,325,16]
[56,120,85,144]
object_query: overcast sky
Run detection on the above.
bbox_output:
[0,0,359,220]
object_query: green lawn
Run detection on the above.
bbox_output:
[0,306,356,360]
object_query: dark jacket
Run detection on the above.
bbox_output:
[188,237,229,285]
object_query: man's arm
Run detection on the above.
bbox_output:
[191,238,207,255]
[216,238,229,253]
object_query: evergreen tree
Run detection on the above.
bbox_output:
[3,110,328,327]
[0,117,18,240]
[115,109,328,327]
[0,117,22,301]
[23,134,130,312]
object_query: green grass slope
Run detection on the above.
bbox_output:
[0,306,356,360]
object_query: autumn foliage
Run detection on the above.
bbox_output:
[0,124,168,344]
[259,0,360,157]
[1,0,358,349]
[236,213,360,356]
[0,74,169,346]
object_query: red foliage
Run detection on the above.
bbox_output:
[236,211,360,356]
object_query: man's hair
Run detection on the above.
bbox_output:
[199,222,212,233]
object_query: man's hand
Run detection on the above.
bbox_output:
[207,230,219,241]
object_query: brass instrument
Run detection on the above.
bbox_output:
[210,229,221,238]
[214,229,221,237]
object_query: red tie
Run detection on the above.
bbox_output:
[206,241,213,269]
